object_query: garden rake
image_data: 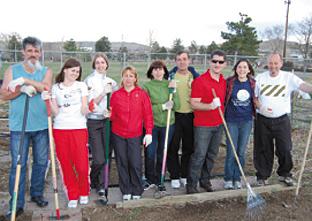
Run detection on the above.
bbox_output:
[295,120,312,196]
[95,88,111,206]
[45,99,70,220]
[10,95,29,221]
[212,88,265,219]
[154,86,174,199]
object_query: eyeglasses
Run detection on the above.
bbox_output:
[211,60,225,64]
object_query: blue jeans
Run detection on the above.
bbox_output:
[9,129,49,210]
[224,120,252,182]
[145,125,174,184]
[188,125,223,187]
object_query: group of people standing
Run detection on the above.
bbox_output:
[1,36,312,219]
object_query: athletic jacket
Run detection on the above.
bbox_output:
[110,86,154,138]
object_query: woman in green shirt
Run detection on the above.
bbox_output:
[143,60,180,191]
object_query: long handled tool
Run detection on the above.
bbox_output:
[45,100,70,220]
[212,88,265,218]
[95,92,111,205]
[11,95,29,221]
[154,87,174,199]
[295,121,312,196]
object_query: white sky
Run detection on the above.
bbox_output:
[0,0,311,47]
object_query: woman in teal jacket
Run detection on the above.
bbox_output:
[143,60,180,191]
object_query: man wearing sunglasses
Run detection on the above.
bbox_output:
[186,50,227,194]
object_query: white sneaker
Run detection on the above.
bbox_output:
[234,181,242,189]
[68,200,78,208]
[171,179,181,189]
[79,196,89,205]
[180,178,187,187]
[122,194,131,201]
[224,181,234,190]
[132,195,141,200]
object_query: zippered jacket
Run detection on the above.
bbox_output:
[110,86,154,138]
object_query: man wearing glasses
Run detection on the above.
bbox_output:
[186,50,227,194]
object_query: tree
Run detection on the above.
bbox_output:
[63,38,77,51]
[188,41,198,54]
[295,16,312,59]
[151,41,161,53]
[0,33,23,61]
[207,41,219,53]
[261,25,285,52]
[95,36,111,52]
[221,13,261,55]
[170,38,184,54]
[198,45,207,54]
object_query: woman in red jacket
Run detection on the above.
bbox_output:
[110,66,154,201]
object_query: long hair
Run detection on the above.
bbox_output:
[55,58,82,83]
[92,52,109,70]
[233,59,255,77]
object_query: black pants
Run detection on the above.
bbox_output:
[112,133,143,196]
[254,114,293,180]
[87,119,112,190]
[167,112,194,179]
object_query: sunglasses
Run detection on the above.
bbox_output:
[211,60,225,64]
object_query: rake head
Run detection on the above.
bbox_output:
[49,214,71,220]
[245,184,266,220]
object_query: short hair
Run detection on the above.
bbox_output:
[268,52,283,62]
[121,66,138,87]
[233,59,255,77]
[146,60,169,80]
[22,36,42,50]
[175,50,190,60]
[210,50,227,61]
[55,58,82,83]
[92,52,109,70]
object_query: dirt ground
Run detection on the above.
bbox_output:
[0,99,312,221]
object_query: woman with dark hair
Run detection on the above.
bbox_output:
[142,60,180,190]
[43,58,90,208]
[223,59,256,190]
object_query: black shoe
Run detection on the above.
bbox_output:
[186,184,199,194]
[200,181,213,192]
[5,208,24,219]
[97,188,105,197]
[157,185,166,192]
[31,196,48,207]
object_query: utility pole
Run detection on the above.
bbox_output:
[282,0,291,59]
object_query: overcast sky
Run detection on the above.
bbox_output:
[0,0,311,47]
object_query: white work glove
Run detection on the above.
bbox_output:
[20,85,37,97]
[259,105,273,117]
[143,134,152,147]
[100,84,113,96]
[162,100,174,110]
[103,109,111,118]
[8,77,25,92]
[210,97,221,110]
[41,90,51,100]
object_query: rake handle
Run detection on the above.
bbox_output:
[160,92,173,185]
[212,89,248,185]
[45,100,61,220]
[296,121,312,196]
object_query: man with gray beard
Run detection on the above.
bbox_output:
[0,36,52,219]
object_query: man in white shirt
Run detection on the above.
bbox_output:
[254,52,312,186]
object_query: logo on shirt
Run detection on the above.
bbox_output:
[260,84,286,97]
[233,89,250,107]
